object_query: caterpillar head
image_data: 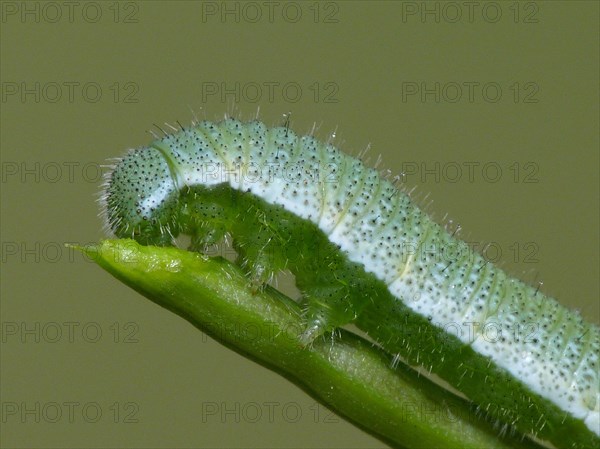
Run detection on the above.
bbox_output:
[101,146,180,246]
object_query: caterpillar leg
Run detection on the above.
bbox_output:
[297,266,377,346]
[290,247,375,345]
[230,209,289,292]
[233,239,278,292]
[298,284,353,345]
[188,225,225,253]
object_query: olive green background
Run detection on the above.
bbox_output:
[1,1,598,448]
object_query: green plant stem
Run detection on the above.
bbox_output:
[78,239,545,449]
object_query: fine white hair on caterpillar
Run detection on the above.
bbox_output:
[100,115,599,449]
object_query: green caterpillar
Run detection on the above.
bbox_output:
[101,117,599,448]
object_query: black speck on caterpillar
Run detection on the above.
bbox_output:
[100,115,599,449]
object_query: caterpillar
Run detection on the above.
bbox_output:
[100,116,599,448]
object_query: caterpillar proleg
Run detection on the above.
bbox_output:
[100,117,599,448]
